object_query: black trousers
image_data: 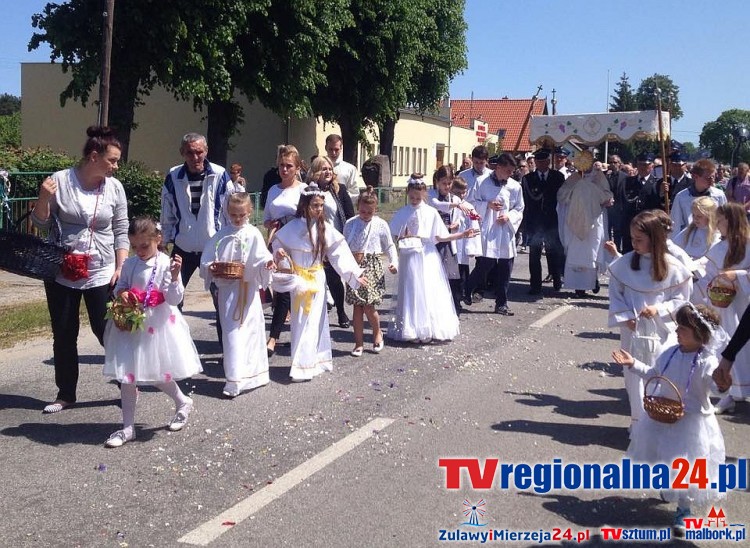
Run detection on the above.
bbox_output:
[324,262,348,322]
[268,291,291,340]
[528,227,564,290]
[467,257,514,308]
[44,280,109,403]
[173,245,222,343]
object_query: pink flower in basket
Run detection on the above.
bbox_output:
[148,326,155,334]
[124,373,135,384]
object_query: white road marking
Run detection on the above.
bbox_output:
[178,417,396,545]
[529,304,575,329]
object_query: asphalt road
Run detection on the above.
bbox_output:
[1,255,749,547]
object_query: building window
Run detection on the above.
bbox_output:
[423,148,428,174]
[391,146,397,175]
[405,147,410,176]
[412,147,417,174]
[398,146,404,176]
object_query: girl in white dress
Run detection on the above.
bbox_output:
[201,193,275,397]
[673,197,719,261]
[695,203,750,413]
[613,304,727,534]
[608,210,693,431]
[343,187,398,357]
[271,183,366,381]
[103,217,202,447]
[387,179,478,343]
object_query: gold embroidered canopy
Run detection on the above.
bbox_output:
[530,110,671,146]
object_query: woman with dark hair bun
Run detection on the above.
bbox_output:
[31,125,129,413]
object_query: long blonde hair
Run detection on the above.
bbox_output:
[683,196,717,253]
[307,156,339,194]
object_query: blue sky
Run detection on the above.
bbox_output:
[2,0,748,145]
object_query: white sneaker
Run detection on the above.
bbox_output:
[168,399,193,431]
[105,429,135,448]
[714,395,736,415]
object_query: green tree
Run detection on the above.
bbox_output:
[0,112,21,149]
[29,1,351,166]
[682,141,697,156]
[608,73,637,162]
[699,109,750,165]
[635,74,683,120]
[378,0,467,164]
[609,72,637,113]
[0,94,22,116]
[311,0,427,164]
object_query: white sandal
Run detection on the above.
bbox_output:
[350,347,364,357]
[43,400,72,414]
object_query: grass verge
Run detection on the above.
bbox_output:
[0,300,88,349]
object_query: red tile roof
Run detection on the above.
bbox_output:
[450,98,548,153]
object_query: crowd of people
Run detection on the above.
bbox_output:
[28,126,750,534]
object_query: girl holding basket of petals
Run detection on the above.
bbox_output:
[694,202,750,414]
[103,217,202,447]
[201,193,275,397]
[608,210,693,433]
[270,183,366,381]
[613,303,727,535]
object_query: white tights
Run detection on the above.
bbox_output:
[119,381,190,436]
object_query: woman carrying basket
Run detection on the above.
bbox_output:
[31,126,129,413]
[612,304,727,536]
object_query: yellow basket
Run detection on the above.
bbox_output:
[707,276,736,309]
[643,376,684,424]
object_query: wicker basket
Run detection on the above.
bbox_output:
[707,276,736,309]
[211,261,245,279]
[0,230,68,280]
[643,375,684,424]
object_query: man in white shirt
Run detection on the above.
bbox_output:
[325,134,359,198]
[459,145,492,206]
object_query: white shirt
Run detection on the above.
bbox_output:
[331,156,358,198]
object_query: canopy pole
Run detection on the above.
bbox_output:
[655,88,670,214]
[514,85,543,154]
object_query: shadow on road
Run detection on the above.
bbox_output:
[0,417,160,446]
[505,390,629,420]
[491,419,629,451]
[518,492,699,546]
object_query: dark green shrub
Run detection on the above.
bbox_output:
[0,147,76,196]
[116,161,163,220]
[0,113,21,149]
[0,148,162,220]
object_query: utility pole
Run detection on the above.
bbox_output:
[98,0,115,126]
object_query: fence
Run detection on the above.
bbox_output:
[0,170,410,232]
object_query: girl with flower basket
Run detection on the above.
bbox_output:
[613,304,727,535]
[608,210,693,433]
[200,193,275,397]
[695,202,750,414]
[102,217,202,447]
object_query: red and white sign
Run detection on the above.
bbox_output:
[475,121,488,143]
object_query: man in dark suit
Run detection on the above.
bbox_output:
[521,149,565,295]
[618,152,664,253]
[666,151,692,202]
[607,155,627,252]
